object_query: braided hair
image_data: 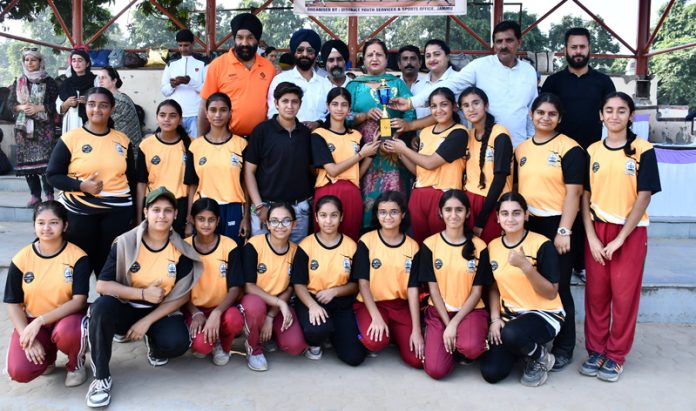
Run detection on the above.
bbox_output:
[602,91,637,157]
[438,190,474,260]
[460,86,495,189]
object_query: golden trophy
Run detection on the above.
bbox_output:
[376,79,393,141]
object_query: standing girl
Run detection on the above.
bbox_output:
[419,190,491,380]
[351,191,423,369]
[514,92,585,371]
[186,92,249,242]
[57,49,97,134]
[311,87,380,241]
[137,99,191,236]
[382,87,468,244]
[240,203,308,371]
[47,87,135,275]
[580,92,660,382]
[459,87,513,243]
[4,201,90,387]
[480,192,564,387]
[97,67,143,150]
[292,196,366,366]
[185,198,244,366]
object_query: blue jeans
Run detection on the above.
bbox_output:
[250,198,312,244]
[182,116,198,138]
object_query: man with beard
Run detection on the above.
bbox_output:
[540,27,615,301]
[267,29,332,131]
[397,45,423,91]
[393,21,538,147]
[199,13,275,137]
[321,39,350,88]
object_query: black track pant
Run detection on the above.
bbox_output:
[25,174,53,198]
[88,296,190,379]
[295,295,366,366]
[480,313,557,383]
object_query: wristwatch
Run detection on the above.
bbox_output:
[557,226,572,236]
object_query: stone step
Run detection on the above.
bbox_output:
[0,176,28,192]
[0,191,34,222]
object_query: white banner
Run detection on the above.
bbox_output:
[293,0,466,17]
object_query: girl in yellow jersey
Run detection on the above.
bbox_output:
[5,201,90,386]
[352,191,423,368]
[459,87,513,243]
[47,87,135,275]
[136,100,191,236]
[419,190,492,380]
[480,192,564,387]
[514,93,585,371]
[185,198,244,366]
[312,88,380,241]
[382,88,468,244]
[580,92,661,382]
[292,196,366,365]
[185,92,249,242]
[240,203,308,371]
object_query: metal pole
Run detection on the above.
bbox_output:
[72,0,83,45]
[348,16,359,67]
[635,0,651,100]
[206,0,216,53]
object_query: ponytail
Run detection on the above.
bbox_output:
[478,113,496,190]
[461,226,475,261]
[624,124,637,157]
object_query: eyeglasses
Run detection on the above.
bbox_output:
[268,218,294,228]
[295,47,316,55]
[22,47,39,52]
[377,209,402,218]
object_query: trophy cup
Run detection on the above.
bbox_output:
[376,79,392,141]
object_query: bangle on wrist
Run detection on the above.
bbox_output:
[38,315,45,325]
[192,311,205,319]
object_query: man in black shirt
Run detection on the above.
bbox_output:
[244,82,313,243]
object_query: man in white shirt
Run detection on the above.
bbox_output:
[394,21,538,147]
[266,29,332,131]
[320,39,350,88]
[160,29,208,138]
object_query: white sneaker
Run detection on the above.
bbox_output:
[144,335,168,367]
[113,334,128,343]
[212,341,230,366]
[86,377,112,408]
[245,341,268,371]
[192,350,207,359]
[65,366,87,387]
[304,346,323,360]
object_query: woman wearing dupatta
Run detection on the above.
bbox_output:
[346,39,416,229]
[9,48,59,207]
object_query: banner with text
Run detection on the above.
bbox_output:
[293,0,466,17]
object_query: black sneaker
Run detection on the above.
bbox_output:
[597,359,623,382]
[86,377,112,408]
[579,352,606,377]
[520,347,554,387]
[144,335,168,367]
[551,354,571,372]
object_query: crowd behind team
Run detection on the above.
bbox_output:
[4,12,661,408]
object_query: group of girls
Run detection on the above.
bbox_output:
[5,78,660,405]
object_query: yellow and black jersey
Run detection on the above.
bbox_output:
[291,234,357,294]
[4,242,90,318]
[99,241,193,308]
[312,127,362,189]
[415,124,468,190]
[418,233,492,311]
[137,134,189,199]
[514,134,585,217]
[464,124,513,196]
[185,135,247,204]
[242,234,297,297]
[488,231,563,317]
[46,127,135,215]
[586,138,661,226]
[186,235,242,309]
[351,230,419,302]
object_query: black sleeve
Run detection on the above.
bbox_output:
[136,147,149,183]
[175,255,193,282]
[584,156,592,192]
[407,250,421,288]
[290,247,309,285]
[242,243,259,284]
[125,142,137,199]
[98,244,118,282]
[3,262,24,304]
[244,125,263,166]
[637,148,662,194]
[561,146,585,185]
[435,129,468,163]
[536,241,560,284]
[183,150,198,185]
[417,245,436,283]
[512,154,519,185]
[310,133,335,167]
[350,241,371,281]
[71,256,91,296]
[475,136,513,228]
[540,74,556,94]
[473,249,493,286]
[226,247,244,288]
[46,140,83,192]
[492,134,513,175]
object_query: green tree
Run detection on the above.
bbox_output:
[650,0,696,106]
[547,15,621,72]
